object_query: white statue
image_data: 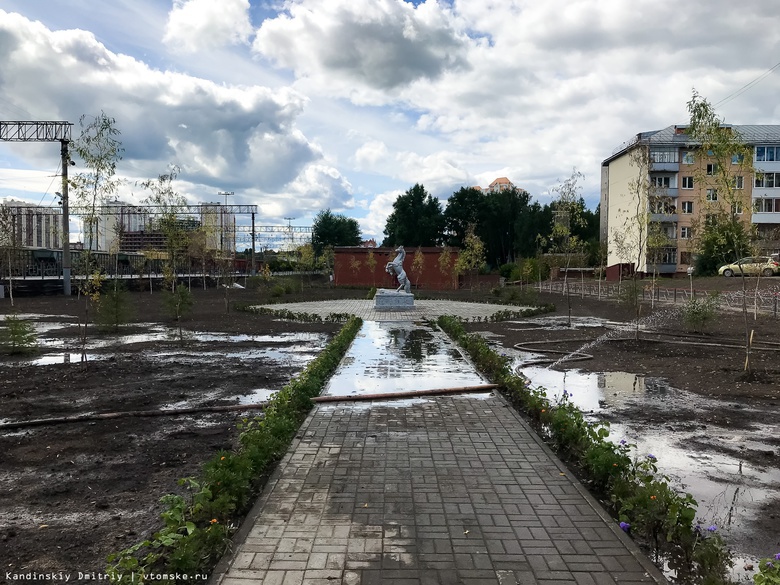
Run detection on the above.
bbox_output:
[385,246,411,293]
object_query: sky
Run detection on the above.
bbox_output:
[1,0,780,244]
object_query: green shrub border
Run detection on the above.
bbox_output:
[436,315,735,584]
[106,316,363,583]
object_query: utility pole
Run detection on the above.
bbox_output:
[284,217,295,253]
[60,140,72,296]
[251,210,256,275]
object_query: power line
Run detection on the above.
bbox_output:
[714,60,780,108]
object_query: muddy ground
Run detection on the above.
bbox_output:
[0,285,344,577]
[465,290,780,561]
[1,278,779,576]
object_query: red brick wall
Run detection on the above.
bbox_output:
[333,247,460,290]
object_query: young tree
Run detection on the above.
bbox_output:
[454,225,486,291]
[70,111,124,251]
[411,247,425,287]
[141,166,193,326]
[297,243,317,286]
[68,112,123,365]
[438,246,455,289]
[365,249,377,286]
[687,90,756,374]
[550,169,587,326]
[0,206,20,306]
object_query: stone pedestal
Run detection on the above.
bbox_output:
[374,289,415,311]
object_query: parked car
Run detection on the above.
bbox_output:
[718,256,780,277]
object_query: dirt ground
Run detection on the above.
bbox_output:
[0,285,343,577]
[1,278,779,576]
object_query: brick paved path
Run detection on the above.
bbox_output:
[214,395,664,585]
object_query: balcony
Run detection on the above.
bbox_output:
[650,213,678,222]
[646,263,678,274]
[651,162,679,172]
[751,212,780,224]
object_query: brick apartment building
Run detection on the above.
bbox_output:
[601,124,780,277]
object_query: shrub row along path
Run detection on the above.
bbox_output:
[214,300,665,585]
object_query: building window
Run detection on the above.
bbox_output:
[680,226,692,239]
[731,154,744,164]
[651,176,671,188]
[731,202,743,215]
[682,152,694,164]
[753,198,778,213]
[706,164,718,175]
[650,150,678,163]
[680,252,693,265]
[681,201,694,214]
[734,176,743,189]
[681,176,694,189]
[756,146,780,161]
[706,189,718,201]
[660,248,678,265]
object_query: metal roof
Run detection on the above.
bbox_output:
[604,124,780,165]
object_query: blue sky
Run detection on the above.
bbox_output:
[2,0,780,242]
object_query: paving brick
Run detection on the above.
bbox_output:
[216,344,665,585]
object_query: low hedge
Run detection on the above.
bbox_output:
[436,315,735,584]
[106,316,363,583]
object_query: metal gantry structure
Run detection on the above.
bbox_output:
[0,121,74,294]
[2,121,314,287]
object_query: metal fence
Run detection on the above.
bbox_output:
[526,279,780,317]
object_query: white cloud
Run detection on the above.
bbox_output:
[5,0,780,244]
[0,9,355,217]
[253,0,470,97]
[163,0,254,53]
[360,189,402,242]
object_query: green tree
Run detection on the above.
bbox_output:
[411,247,425,285]
[454,225,486,290]
[0,313,38,355]
[141,166,193,326]
[438,246,455,289]
[311,209,361,256]
[383,184,444,247]
[70,111,124,251]
[0,206,20,306]
[443,187,484,248]
[687,90,756,374]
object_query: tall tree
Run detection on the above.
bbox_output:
[443,187,484,248]
[383,184,444,247]
[311,209,361,256]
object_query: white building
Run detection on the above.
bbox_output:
[0,198,61,249]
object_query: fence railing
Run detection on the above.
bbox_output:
[526,279,780,317]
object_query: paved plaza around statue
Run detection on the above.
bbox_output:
[213,300,665,585]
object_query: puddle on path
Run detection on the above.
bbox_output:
[323,321,488,398]
[515,351,780,563]
[25,353,110,366]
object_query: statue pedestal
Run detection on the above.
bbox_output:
[374,289,415,311]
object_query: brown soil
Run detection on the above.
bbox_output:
[2,279,779,576]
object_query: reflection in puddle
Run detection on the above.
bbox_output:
[324,321,487,397]
[517,357,780,564]
[26,353,110,365]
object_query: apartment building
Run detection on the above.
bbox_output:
[0,198,61,249]
[601,124,780,276]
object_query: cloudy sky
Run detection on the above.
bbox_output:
[1,0,780,242]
